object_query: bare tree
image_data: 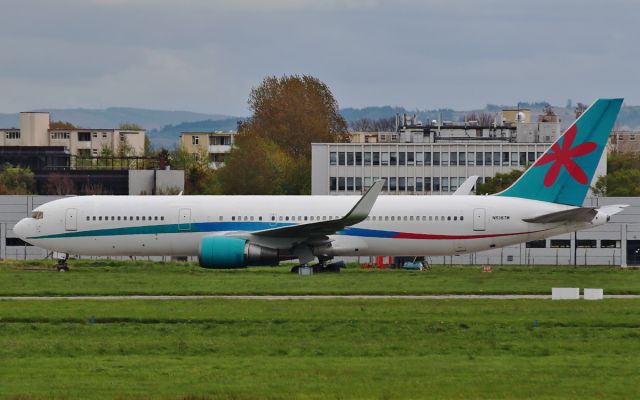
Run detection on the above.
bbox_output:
[465,111,496,126]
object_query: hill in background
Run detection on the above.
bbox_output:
[2,103,640,149]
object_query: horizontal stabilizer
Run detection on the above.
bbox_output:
[523,207,597,223]
[596,204,628,217]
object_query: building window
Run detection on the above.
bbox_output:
[103,133,108,138]
[338,177,345,190]
[458,152,466,166]
[526,240,546,248]
[601,240,620,248]
[330,177,337,191]
[441,152,449,166]
[467,152,474,166]
[577,240,597,248]
[424,177,431,191]
[415,152,423,166]
[78,132,91,141]
[5,131,20,139]
[389,177,397,191]
[407,152,414,165]
[476,152,483,166]
[433,177,440,191]
[424,152,431,166]
[550,239,570,248]
[399,152,405,166]
[381,152,389,166]
[192,136,199,145]
[407,177,414,191]
[433,152,440,166]
[416,179,423,192]
[441,177,449,192]
[347,177,354,191]
[449,152,457,166]
[51,132,70,140]
[339,152,346,165]
[347,152,354,166]
[355,152,362,165]
[372,152,380,165]
[399,177,406,191]
[329,152,337,165]
[390,152,397,166]
[364,152,371,166]
[355,177,362,191]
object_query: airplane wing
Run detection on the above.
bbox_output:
[453,176,478,196]
[523,205,627,224]
[251,179,385,240]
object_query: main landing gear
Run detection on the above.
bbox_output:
[56,253,69,272]
[290,256,345,274]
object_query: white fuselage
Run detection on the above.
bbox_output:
[14,195,607,259]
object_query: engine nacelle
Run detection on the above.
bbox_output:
[198,236,280,269]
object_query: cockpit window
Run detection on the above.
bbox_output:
[32,211,44,220]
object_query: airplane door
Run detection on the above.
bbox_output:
[473,208,486,231]
[65,208,78,231]
[178,208,191,231]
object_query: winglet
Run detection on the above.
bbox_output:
[343,179,385,224]
[597,204,628,217]
[453,176,479,195]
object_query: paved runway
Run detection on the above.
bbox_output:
[1,294,640,300]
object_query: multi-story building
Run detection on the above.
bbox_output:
[0,112,145,157]
[311,108,607,195]
[179,131,236,169]
[611,130,640,154]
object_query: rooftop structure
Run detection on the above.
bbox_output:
[0,112,146,157]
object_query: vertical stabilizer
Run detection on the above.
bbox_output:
[497,98,623,206]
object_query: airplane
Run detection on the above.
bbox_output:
[14,98,625,271]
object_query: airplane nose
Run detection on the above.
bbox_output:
[13,218,32,240]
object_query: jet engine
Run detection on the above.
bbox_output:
[198,236,280,269]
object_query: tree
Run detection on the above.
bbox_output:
[45,173,76,195]
[0,164,35,194]
[475,169,523,194]
[144,136,155,157]
[592,170,640,196]
[49,120,75,129]
[241,74,348,159]
[350,117,396,132]
[118,123,143,130]
[216,74,348,195]
[217,135,308,195]
[465,111,496,126]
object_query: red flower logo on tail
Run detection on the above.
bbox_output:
[535,124,596,187]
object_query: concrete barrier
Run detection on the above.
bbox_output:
[584,288,604,300]
[552,288,580,300]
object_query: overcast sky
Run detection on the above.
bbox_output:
[1,0,637,115]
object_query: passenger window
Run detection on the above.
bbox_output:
[136,216,139,221]
[429,216,432,221]
[391,216,395,221]
[117,216,121,221]
[154,216,158,221]
[219,216,223,221]
[161,216,164,221]
[271,216,275,221]
[460,216,464,221]
[93,216,96,221]
[250,216,254,221]
[86,216,90,221]
[435,216,438,221]
[142,216,146,221]
[285,216,289,221]
[111,216,115,221]
[232,216,235,221]
[447,216,451,221]
[454,216,457,221]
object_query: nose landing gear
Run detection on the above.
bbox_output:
[56,253,69,272]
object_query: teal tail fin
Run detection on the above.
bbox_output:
[497,98,623,206]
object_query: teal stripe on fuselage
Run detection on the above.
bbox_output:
[28,221,398,240]
[29,221,290,239]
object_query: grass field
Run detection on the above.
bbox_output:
[1,298,640,399]
[1,259,640,296]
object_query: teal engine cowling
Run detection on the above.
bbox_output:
[198,236,280,269]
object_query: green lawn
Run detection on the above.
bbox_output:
[1,299,639,399]
[1,259,640,296]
